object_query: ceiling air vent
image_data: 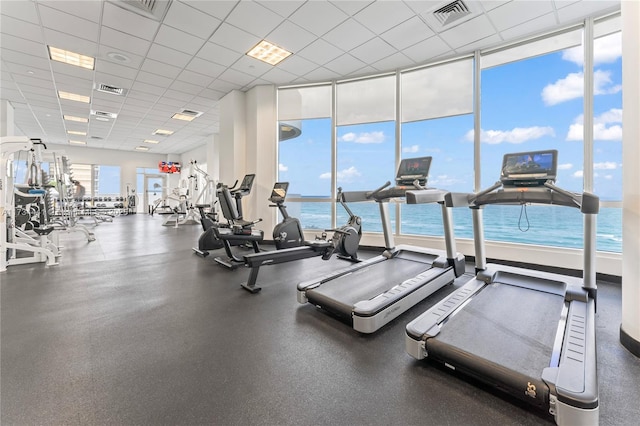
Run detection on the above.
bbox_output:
[433,0,471,26]
[112,0,172,21]
[90,136,103,140]
[422,0,479,30]
[96,83,127,96]
[172,108,203,121]
[91,110,118,119]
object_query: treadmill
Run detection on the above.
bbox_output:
[405,150,599,425]
[297,157,466,334]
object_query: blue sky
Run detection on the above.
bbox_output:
[279,32,622,201]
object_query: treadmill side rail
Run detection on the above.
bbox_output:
[405,277,486,356]
[352,267,455,333]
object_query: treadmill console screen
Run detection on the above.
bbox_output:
[269,182,289,203]
[396,156,432,186]
[501,150,557,186]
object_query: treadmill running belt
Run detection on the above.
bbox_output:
[431,283,564,380]
[306,255,434,318]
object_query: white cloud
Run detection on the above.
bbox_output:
[541,70,621,106]
[562,32,622,66]
[319,166,361,182]
[557,163,573,170]
[403,145,420,153]
[566,108,623,141]
[278,163,288,172]
[604,175,613,180]
[465,126,555,144]
[338,131,385,144]
[594,161,617,170]
[573,170,584,178]
[429,174,465,187]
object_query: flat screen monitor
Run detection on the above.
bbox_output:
[395,156,432,186]
[269,182,289,203]
[238,174,255,192]
[501,149,557,186]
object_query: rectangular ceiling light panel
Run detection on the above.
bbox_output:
[59,91,91,103]
[247,40,292,65]
[171,109,203,121]
[67,130,87,135]
[64,115,89,123]
[135,146,150,151]
[69,140,86,145]
[153,129,174,135]
[48,46,95,70]
[143,139,160,144]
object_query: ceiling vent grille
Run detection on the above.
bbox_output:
[179,109,203,118]
[433,0,471,26]
[112,0,172,21]
[91,110,118,119]
[96,83,127,96]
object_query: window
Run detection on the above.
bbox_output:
[94,165,121,197]
[400,59,474,237]
[278,85,332,230]
[336,75,396,233]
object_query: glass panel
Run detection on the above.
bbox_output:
[286,201,332,230]
[336,121,396,191]
[72,164,93,198]
[336,201,396,235]
[278,118,331,197]
[401,58,473,123]
[336,75,395,126]
[597,207,622,252]
[95,165,121,196]
[278,85,331,120]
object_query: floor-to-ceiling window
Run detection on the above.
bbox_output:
[400,58,474,238]
[336,75,396,233]
[277,85,332,229]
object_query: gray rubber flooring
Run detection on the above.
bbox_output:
[2,214,639,425]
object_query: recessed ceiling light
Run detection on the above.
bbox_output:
[67,130,87,136]
[106,52,131,63]
[246,40,292,65]
[94,117,110,122]
[143,139,160,144]
[48,46,95,70]
[153,129,174,136]
[172,109,203,122]
[64,115,89,123]
[135,146,150,151]
[69,140,86,145]
[58,91,90,103]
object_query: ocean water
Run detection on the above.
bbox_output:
[287,201,622,253]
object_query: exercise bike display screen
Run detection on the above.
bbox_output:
[239,174,256,192]
[269,182,289,203]
[395,156,432,186]
[501,149,557,186]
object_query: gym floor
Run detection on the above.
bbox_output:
[1,214,639,425]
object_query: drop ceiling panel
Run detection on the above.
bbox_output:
[197,88,226,101]
[51,62,95,82]
[0,35,49,58]
[372,52,418,72]
[402,36,451,62]
[207,79,242,94]
[265,20,316,53]
[140,58,182,80]
[489,0,555,32]
[1,50,51,72]
[97,61,139,81]
[12,74,54,88]
[176,70,215,88]
[323,18,376,51]
[231,56,273,78]
[499,13,559,41]
[257,0,305,18]
[0,0,40,23]
[38,5,100,41]
[258,67,298,85]
[43,28,98,57]
[208,23,261,54]
[100,26,152,58]
[380,16,435,50]
[131,81,166,96]
[196,42,241,67]
[154,24,206,55]
[556,0,620,23]
[38,0,103,23]
[349,37,397,64]
[217,68,256,87]
[439,15,497,49]
[101,1,160,40]
[297,39,344,65]
[324,53,367,75]
[276,55,319,77]
[185,0,239,21]
[169,80,202,96]
[226,1,285,39]
[330,0,374,16]
[353,0,416,34]
[147,43,192,68]
[162,1,222,39]
[136,70,174,89]
[184,57,226,79]
[0,15,45,43]
[288,1,348,37]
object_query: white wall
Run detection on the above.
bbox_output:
[46,143,166,196]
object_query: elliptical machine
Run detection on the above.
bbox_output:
[193,174,257,257]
